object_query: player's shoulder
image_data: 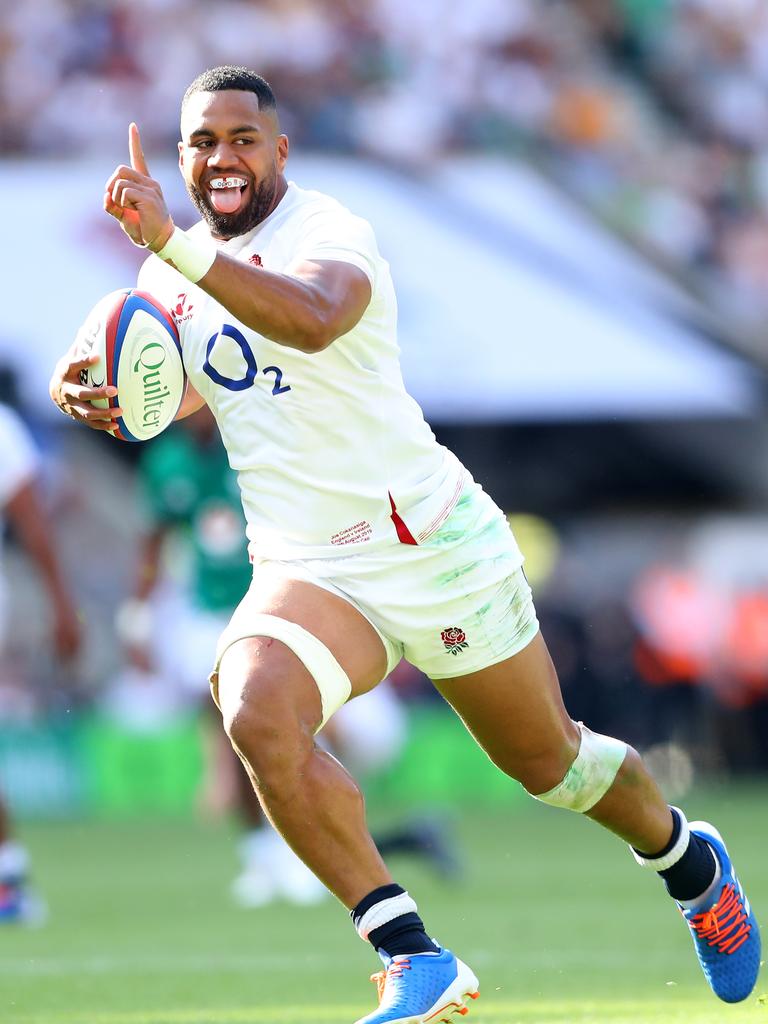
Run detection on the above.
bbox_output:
[288,181,347,214]
[286,182,374,234]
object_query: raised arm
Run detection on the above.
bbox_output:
[191,256,371,354]
[103,124,372,353]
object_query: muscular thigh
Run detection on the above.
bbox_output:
[434,631,580,790]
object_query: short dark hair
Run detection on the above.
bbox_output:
[182,66,277,112]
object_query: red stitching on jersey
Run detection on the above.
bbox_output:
[415,473,465,543]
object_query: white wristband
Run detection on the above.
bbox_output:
[155,227,217,283]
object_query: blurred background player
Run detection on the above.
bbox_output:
[118,407,457,906]
[115,404,324,904]
[0,390,81,923]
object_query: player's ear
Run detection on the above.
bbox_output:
[178,140,184,173]
[276,134,289,173]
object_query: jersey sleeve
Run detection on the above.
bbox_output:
[0,404,39,507]
[292,207,379,288]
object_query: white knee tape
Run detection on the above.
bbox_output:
[214,614,352,730]
[534,724,628,813]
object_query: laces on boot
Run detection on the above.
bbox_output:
[370,958,412,1003]
[689,883,751,954]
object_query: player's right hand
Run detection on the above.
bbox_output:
[49,349,123,431]
[103,123,174,251]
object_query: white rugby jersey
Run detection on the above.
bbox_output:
[138,181,465,560]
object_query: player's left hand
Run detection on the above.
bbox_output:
[104,123,174,252]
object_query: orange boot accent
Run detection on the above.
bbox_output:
[689,883,751,955]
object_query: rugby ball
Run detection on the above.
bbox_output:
[75,289,185,442]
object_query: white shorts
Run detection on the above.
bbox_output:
[215,475,539,683]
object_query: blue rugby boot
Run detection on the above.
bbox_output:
[355,947,479,1024]
[680,822,761,1003]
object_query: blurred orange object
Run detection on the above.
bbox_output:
[717,591,768,706]
[550,83,619,146]
[631,565,726,684]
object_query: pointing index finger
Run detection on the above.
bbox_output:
[129,122,150,176]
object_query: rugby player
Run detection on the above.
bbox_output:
[50,67,761,1020]
[0,398,81,923]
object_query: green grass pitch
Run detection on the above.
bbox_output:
[2,786,765,1023]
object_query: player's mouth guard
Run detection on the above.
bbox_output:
[210,614,352,730]
[209,176,247,189]
[533,723,628,812]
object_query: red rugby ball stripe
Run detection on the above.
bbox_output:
[104,290,130,441]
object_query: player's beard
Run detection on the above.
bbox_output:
[187,165,278,239]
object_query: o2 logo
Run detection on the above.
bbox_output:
[203,324,291,396]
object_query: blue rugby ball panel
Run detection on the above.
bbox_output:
[77,288,186,442]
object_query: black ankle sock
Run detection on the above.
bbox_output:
[634,809,717,902]
[660,835,717,902]
[351,884,440,958]
[369,913,440,958]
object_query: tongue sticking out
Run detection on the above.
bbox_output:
[210,188,243,214]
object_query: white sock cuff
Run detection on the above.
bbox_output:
[356,892,418,941]
[632,806,690,871]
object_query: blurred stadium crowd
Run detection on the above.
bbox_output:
[4,0,768,335]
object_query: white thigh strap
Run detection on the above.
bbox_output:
[215,614,352,730]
